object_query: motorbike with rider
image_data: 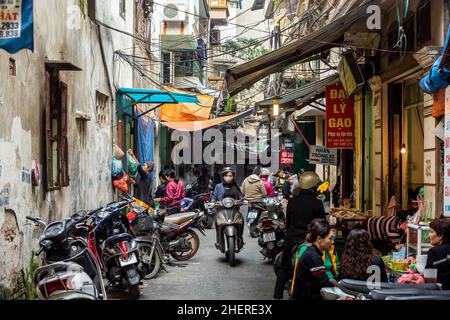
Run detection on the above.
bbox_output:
[209,167,246,266]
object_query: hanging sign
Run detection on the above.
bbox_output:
[308,145,338,166]
[337,51,365,98]
[444,87,450,217]
[280,138,294,165]
[326,84,355,149]
[0,0,33,53]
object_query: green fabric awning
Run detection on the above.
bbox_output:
[117,88,200,104]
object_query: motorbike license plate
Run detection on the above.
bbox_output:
[263,232,276,243]
[247,211,258,220]
[119,253,137,267]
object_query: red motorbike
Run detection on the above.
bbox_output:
[83,199,144,299]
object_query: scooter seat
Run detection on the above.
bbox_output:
[370,289,450,300]
[387,295,450,301]
[164,211,199,225]
[105,233,132,247]
[339,279,441,294]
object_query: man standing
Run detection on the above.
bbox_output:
[241,166,267,202]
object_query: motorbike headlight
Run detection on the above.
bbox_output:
[44,222,64,238]
[222,198,235,209]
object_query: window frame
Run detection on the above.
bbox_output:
[45,70,70,191]
[416,0,432,49]
[119,0,126,20]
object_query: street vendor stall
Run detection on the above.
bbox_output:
[328,207,369,257]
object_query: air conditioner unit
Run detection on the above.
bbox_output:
[162,0,186,22]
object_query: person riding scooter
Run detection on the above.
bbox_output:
[211,168,246,266]
[211,167,243,202]
[241,166,267,202]
[274,171,326,299]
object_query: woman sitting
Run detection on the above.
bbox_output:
[291,235,339,296]
[339,229,388,283]
[291,219,337,300]
[426,218,450,290]
[154,169,185,213]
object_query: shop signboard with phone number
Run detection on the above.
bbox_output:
[325,84,355,149]
[0,0,33,53]
[280,139,294,165]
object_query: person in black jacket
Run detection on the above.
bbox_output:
[292,219,337,300]
[155,171,167,198]
[128,150,154,208]
[426,218,450,290]
[274,171,326,299]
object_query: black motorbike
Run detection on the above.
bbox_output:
[256,198,286,261]
[247,200,266,238]
[207,198,246,267]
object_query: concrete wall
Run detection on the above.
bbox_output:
[0,0,134,288]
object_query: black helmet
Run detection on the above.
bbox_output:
[222,167,234,176]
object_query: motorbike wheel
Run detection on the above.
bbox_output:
[138,244,161,279]
[273,251,283,276]
[227,237,236,267]
[205,216,215,229]
[128,284,141,300]
[170,229,200,261]
[249,223,258,238]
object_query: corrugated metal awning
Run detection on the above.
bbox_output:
[294,105,326,118]
[225,0,379,97]
[256,74,340,108]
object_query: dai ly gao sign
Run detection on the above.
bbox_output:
[326,84,355,149]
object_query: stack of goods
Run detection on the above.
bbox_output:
[382,255,425,283]
[330,208,369,240]
[330,208,369,221]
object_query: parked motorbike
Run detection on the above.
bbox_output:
[155,209,206,261]
[247,200,266,238]
[207,198,247,267]
[26,212,106,300]
[321,279,442,300]
[256,198,286,261]
[126,198,163,280]
[87,199,144,299]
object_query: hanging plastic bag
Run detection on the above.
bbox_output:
[127,154,138,181]
[114,144,125,160]
[112,174,129,193]
[112,157,124,178]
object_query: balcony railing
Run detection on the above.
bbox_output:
[211,45,238,64]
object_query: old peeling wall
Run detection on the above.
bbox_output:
[0,0,134,289]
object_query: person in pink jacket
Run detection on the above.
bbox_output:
[155,169,185,209]
[260,168,276,197]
